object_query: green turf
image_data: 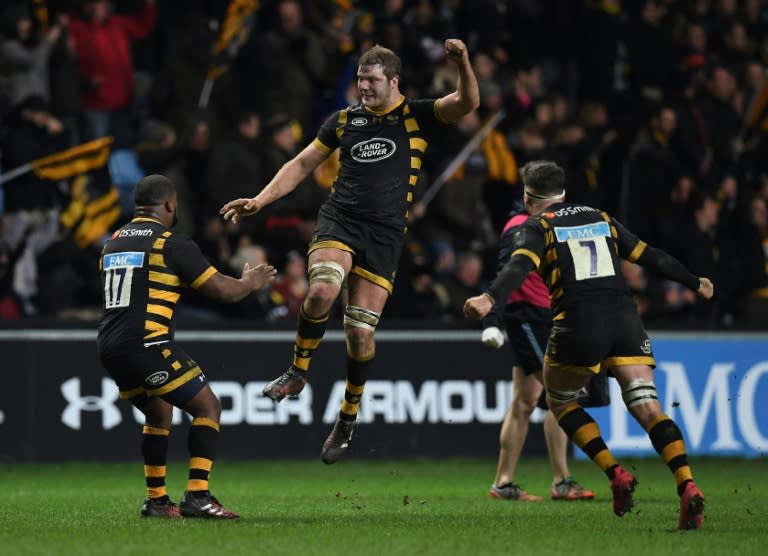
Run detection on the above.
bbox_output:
[1,458,766,555]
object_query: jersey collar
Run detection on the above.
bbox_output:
[131,217,163,225]
[364,95,405,116]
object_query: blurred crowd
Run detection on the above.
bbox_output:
[1,0,768,329]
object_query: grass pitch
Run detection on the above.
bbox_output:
[1,458,765,555]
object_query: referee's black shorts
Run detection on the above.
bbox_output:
[502,304,551,376]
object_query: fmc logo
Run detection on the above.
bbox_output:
[350,137,396,163]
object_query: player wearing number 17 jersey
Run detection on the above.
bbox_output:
[98,174,276,519]
[464,161,713,530]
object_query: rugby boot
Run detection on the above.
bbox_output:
[551,477,595,500]
[179,490,240,519]
[262,366,307,402]
[610,465,638,517]
[140,495,181,518]
[678,481,705,530]
[489,483,544,501]
[321,418,356,464]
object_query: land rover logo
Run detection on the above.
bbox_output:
[146,371,169,386]
[350,117,367,126]
[351,137,396,162]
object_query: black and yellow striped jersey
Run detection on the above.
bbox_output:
[312,96,447,230]
[487,202,701,320]
[496,203,647,320]
[97,217,216,355]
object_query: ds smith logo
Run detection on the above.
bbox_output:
[351,137,396,163]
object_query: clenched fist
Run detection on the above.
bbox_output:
[445,39,468,64]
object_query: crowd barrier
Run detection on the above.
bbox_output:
[0,329,765,461]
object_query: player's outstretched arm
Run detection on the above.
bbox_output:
[615,218,715,298]
[436,39,480,124]
[220,142,329,223]
[631,243,715,297]
[197,263,277,303]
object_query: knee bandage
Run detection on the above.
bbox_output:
[308,261,345,288]
[546,386,582,405]
[344,305,381,331]
[622,378,658,408]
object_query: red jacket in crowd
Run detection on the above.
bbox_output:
[69,2,156,111]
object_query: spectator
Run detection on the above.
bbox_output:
[441,250,484,320]
[263,0,331,135]
[268,250,308,321]
[69,0,157,145]
[738,194,768,327]
[0,4,62,106]
[0,95,70,315]
[48,14,82,145]
[677,192,720,322]
[260,114,326,264]
[206,110,264,232]
[622,105,681,244]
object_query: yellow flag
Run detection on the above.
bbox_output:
[32,137,113,181]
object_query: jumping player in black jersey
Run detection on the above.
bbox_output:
[464,161,713,530]
[221,40,479,463]
[98,174,276,519]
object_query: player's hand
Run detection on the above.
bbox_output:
[241,262,277,290]
[445,39,468,64]
[463,293,493,320]
[220,197,261,224]
[697,277,714,300]
[481,326,505,348]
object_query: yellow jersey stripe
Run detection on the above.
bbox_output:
[149,253,165,267]
[147,303,173,319]
[312,137,333,153]
[511,248,541,269]
[627,241,647,262]
[149,288,180,303]
[149,271,181,287]
[409,137,427,153]
[191,266,217,289]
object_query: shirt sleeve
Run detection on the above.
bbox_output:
[612,216,647,263]
[485,220,546,304]
[163,233,218,289]
[312,110,343,153]
[407,98,450,132]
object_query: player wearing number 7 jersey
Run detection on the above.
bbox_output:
[98,174,276,520]
[463,161,714,530]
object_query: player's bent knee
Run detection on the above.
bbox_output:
[511,396,537,418]
[344,305,381,331]
[621,378,659,408]
[308,261,345,288]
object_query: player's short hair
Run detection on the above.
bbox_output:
[521,161,565,198]
[358,45,401,81]
[134,174,176,206]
